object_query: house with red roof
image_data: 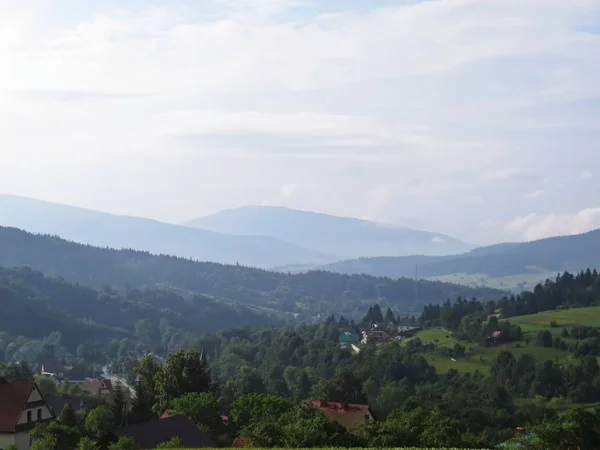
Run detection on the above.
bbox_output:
[310,400,374,430]
[491,330,504,343]
[232,436,249,448]
[0,377,55,450]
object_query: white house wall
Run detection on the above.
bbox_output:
[16,387,53,426]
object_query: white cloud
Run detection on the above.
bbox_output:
[479,167,535,182]
[280,183,298,198]
[464,195,483,204]
[479,219,497,230]
[523,189,547,200]
[369,186,391,206]
[156,110,398,143]
[504,208,600,241]
[431,236,445,244]
[0,0,599,245]
[581,170,594,180]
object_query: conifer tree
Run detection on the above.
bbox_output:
[111,382,126,427]
[58,403,78,427]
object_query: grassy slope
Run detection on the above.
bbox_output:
[412,307,600,375]
[410,308,600,413]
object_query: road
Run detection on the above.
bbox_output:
[102,365,136,398]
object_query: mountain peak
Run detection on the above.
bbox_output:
[185,205,473,259]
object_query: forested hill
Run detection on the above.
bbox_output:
[0,265,281,348]
[0,226,504,317]
[324,228,600,279]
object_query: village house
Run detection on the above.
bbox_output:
[40,361,71,380]
[397,325,421,333]
[361,329,391,345]
[491,330,504,343]
[231,437,249,448]
[0,377,55,450]
[81,377,113,397]
[99,415,214,449]
[338,331,360,348]
[310,400,374,430]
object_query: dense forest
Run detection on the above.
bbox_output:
[0,226,503,318]
[325,228,600,279]
[0,265,283,351]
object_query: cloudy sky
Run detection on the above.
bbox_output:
[1,0,599,245]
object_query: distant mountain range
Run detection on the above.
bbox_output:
[0,195,331,268]
[185,205,473,259]
[323,229,600,282]
[0,195,472,267]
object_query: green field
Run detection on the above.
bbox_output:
[405,307,600,414]
[411,307,600,375]
[509,307,600,329]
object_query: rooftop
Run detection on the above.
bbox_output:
[310,400,372,430]
[0,377,35,432]
[119,415,214,448]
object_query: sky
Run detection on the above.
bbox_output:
[1,0,600,245]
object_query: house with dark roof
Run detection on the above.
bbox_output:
[310,400,374,430]
[40,361,71,380]
[45,395,95,420]
[0,377,55,450]
[100,415,214,449]
[81,377,113,397]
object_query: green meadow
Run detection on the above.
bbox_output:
[411,307,600,375]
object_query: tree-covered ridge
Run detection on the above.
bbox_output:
[0,226,504,317]
[421,269,600,328]
[0,265,283,350]
[324,228,600,279]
